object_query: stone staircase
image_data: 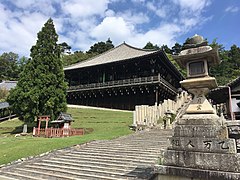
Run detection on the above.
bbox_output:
[0,129,172,180]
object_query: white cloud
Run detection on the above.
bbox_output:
[90,17,134,43]
[146,1,167,18]
[0,0,214,56]
[105,9,115,17]
[173,0,211,12]
[131,0,145,3]
[116,11,149,25]
[0,3,49,56]
[77,17,98,31]
[128,23,181,48]
[9,0,36,9]
[225,6,239,13]
[90,14,181,49]
[62,0,109,18]
[10,0,56,16]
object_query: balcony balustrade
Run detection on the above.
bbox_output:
[68,75,177,94]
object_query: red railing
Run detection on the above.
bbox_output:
[33,127,84,138]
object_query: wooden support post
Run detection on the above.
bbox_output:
[38,120,41,136]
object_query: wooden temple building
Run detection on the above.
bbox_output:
[64,43,184,110]
[209,76,240,120]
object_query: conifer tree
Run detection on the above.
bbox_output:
[87,38,114,54]
[7,18,67,122]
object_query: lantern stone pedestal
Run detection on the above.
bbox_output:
[155,35,240,180]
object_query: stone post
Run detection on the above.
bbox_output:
[133,111,137,126]
[23,124,27,134]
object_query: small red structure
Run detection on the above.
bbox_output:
[33,113,84,138]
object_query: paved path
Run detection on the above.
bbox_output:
[0,129,172,180]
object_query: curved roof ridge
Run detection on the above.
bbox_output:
[122,42,158,52]
[64,42,158,71]
[65,43,130,70]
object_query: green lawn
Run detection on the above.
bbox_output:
[0,108,133,165]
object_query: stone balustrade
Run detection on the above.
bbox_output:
[133,91,190,128]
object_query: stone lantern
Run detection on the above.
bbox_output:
[173,34,220,114]
[164,110,174,129]
[158,35,240,180]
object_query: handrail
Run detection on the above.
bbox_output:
[68,75,177,94]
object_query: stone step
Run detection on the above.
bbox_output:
[70,149,160,158]
[0,175,24,180]
[86,141,166,146]
[34,161,142,174]
[5,167,124,180]
[84,142,168,149]
[0,128,170,180]
[80,147,161,154]
[12,167,125,180]
[23,164,142,180]
[0,171,43,180]
[12,167,78,180]
[42,158,138,169]
[89,139,168,144]
[57,154,156,164]
[49,156,153,167]
[112,136,170,140]
[63,151,158,161]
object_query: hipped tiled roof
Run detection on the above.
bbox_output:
[64,43,157,71]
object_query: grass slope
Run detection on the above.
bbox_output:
[0,108,133,165]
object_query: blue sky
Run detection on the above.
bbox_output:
[0,0,239,57]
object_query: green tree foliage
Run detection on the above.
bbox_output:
[7,18,67,122]
[17,56,29,74]
[209,39,240,85]
[166,53,187,77]
[87,38,114,54]
[228,44,240,76]
[171,43,182,55]
[161,45,172,54]
[0,53,29,81]
[143,42,160,50]
[0,52,19,81]
[62,51,96,67]
[62,39,114,67]
[59,42,71,54]
[209,39,230,85]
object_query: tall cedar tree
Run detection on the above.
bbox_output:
[7,18,67,122]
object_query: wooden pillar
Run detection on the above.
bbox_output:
[38,119,41,136]
[45,119,48,129]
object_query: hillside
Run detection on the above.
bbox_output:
[0,107,133,165]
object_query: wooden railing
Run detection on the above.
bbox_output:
[33,127,84,138]
[68,75,177,94]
